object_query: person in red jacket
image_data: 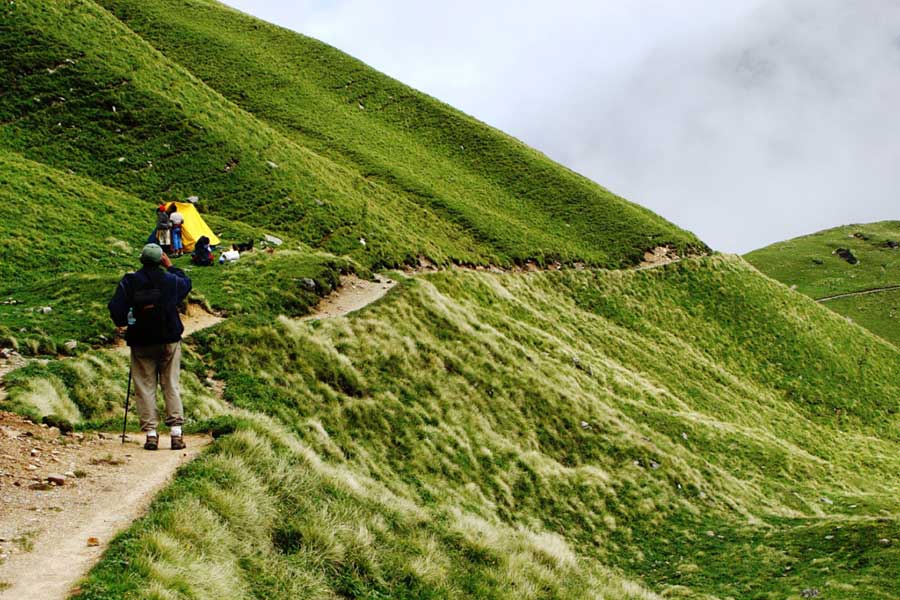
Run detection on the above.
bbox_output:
[108,244,192,450]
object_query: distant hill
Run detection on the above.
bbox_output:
[746,221,900,345]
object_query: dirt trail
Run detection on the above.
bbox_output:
[0,308,222,599]
[0,412,210,599]
[303,248,686,321]
[816,285,900,303]
[0,355,26,404]
[303,274,397,320]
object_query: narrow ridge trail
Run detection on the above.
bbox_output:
[303,273,398,320]
[816,285,900,303]
[303,247,683,321]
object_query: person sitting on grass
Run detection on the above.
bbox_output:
[108,243,192,451]
[191,235,215,266]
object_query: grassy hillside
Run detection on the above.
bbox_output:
[0,147,349,354]
[746,221,900,345]
[1,0,705,271]
[3,2,898,598]
[60,256,900,599]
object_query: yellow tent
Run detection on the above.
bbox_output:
[163,202,220,251]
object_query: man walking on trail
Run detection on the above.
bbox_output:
[108,243,192,451]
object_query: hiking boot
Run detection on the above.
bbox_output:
[170,435,186,451]
[144,433,159,451]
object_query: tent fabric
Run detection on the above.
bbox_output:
[163,202,220,251]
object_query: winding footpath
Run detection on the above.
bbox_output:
[0,308,221,600]
[815,284,900,303]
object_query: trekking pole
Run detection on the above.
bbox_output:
[121,365,133,444]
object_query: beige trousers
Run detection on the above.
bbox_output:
[131,342,184,431]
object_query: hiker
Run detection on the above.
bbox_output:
[191,235,215,266]
[108,243,192,451]
[155,205,172,254]
[168,204,184,257]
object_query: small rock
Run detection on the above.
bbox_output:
[263,234,283,246]
[63,340,77,352]
[300,278,316,291]
[825,534,834,540]
[801,589,820,598]
[87,537,100,547]
[39,306,53,314]
[359,237,367,247]
[832,248,859,265]
[705,530,716,537]
[265,160,279,169]
[64,471,76,478]
[26,465,38,471]
[650,460,661,469]
[879,538,891,546]
[681,432,688,441]
[42,415,73,434]
[47,474,66,486]
[819,497,834,505]
[580,421,590,430]
[30,449,40,457]
[186,195,199,203]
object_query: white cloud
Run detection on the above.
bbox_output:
[223,0,899,251]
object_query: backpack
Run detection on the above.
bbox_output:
[128,273,170,344]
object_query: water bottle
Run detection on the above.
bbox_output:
[127,307,136,326]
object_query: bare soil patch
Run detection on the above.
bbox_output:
[0,353,26,403]
[0,411,209,599]
[638,246,681,269]
[303,274,398,320]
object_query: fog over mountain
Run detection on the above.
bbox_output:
[223,0,900,252]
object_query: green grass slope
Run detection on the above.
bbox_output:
[96,0,705,266]
[3,2,897,598]
[746,221,900,345]
[0,146,349,354]
[1,0,705,272]
[0,0,495,268]
[68,256,900,599]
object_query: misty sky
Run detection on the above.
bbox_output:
[222,0,899,252]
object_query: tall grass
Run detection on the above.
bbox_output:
[78,257,900,598]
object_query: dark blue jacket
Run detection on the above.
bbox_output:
[108,265,192,346]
